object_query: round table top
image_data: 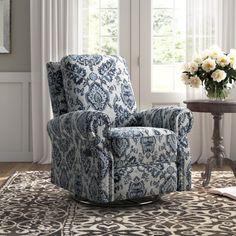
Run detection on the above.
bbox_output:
[184,99,236,113]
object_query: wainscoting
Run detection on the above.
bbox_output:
[0,73,32,162]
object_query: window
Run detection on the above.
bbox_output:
[79,0,188,108]
[152,0,186,92]
[81,0,119,54]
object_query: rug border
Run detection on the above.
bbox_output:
[0,170,18,192]
[0,171,51,193]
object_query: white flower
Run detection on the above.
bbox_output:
[182,63,190,72]
[190,75,202,88]
[211,69,227,83]
[183,47,236,90]
[201,49,211,59]
[228,49,236,69]
[231,61,236,70]
[228,54,236,63]
[210,45,222,51]
[181,73,190,85]
[189,62,198,74]
[202,58,216,72]
[210,50,223,59]
[217,55,230,67]
[193,54,203,64]
[209,45,223,59]
[229,49,236,55]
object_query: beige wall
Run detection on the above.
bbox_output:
[0,0,30,72]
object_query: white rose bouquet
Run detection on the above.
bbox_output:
[181,46,236,100]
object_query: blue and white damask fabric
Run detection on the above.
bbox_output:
[110,127,177,169]
[136,106,194,190]
[47,110,114,203]
[110,127,178,200]
[137,106,193,137]
[47,55,194,203]
[47,108,193,203]
[46,62,68,117]
[61,55,137,127]
[47,110,179,203]
[114,162,177,201]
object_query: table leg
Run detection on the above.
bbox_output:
[202,113,224,186]
[201,156,217,187]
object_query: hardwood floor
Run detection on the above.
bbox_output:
[0,162,231,187]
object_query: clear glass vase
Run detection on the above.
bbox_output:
[205,84,231,101]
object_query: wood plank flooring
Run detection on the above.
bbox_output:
[0,162,231,187]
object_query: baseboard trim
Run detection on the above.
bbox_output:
[0,152,33,162]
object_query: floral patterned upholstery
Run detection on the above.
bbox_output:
[61,55,137,127]
[47,110,114,203]
[47,55,193,203]
[46,62,68,117]
[111,127,178,200]
[110,127,177,168]
[136,107,194,191]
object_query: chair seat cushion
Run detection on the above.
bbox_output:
[110,127,177,169]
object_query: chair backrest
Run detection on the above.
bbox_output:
[46,62,68,117]
[61,55,137,127]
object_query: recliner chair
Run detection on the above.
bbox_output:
[47,55,193,204]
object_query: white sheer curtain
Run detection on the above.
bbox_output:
[186,0,236,163]
[30,0,81,163]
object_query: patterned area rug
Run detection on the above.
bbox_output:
[1,171,236,235]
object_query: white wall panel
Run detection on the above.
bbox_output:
[0,83,22,151]
[0,72,32,162]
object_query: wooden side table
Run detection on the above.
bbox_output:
[184,100,236,186]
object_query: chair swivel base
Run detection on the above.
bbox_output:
[72,195,161,207]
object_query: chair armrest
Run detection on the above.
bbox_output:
[47,110,111,143]
[137,106,193,137]
[47,110,114,203]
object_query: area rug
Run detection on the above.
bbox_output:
[0,171,236,236]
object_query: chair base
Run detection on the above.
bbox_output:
[72,195,161,207]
